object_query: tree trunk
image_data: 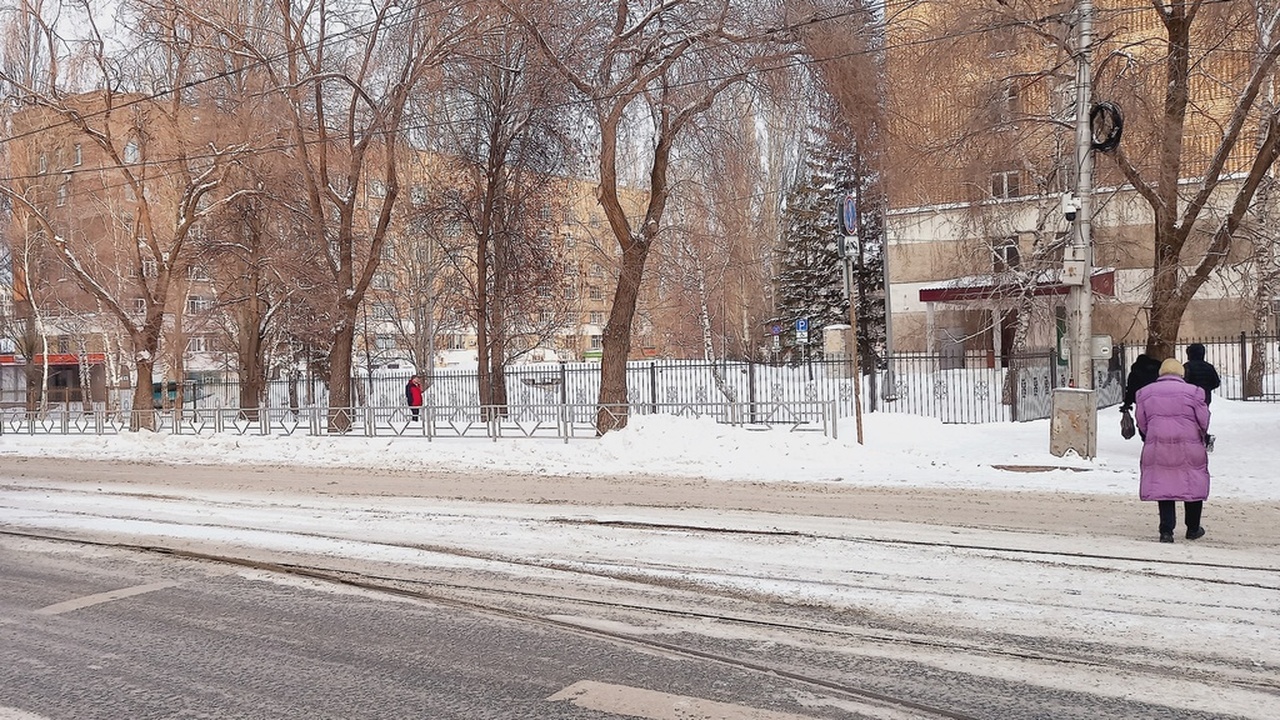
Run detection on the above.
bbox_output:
[238,310,265,421]
[131,357,156,431]
[1145,248,1186,360]
[327,313,357,432]
[596,242,648,433]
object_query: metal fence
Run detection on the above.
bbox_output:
[0,400,840,441]
[2,333,1270,435]
[1114,332,1280,401]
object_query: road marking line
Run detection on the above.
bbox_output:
[33,581,181,616]
[0,707,54,719]
[547,680,821,720]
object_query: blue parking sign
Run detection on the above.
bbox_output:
[796,318,809,333]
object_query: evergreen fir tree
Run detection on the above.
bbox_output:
[773,122,885,366]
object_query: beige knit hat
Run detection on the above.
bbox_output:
[1159,358,1184,377]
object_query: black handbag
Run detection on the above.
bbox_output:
[1120,408,1136,440]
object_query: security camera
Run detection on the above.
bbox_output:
[1061,193,1081,222]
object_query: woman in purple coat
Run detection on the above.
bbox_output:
[1136,358,1211,543]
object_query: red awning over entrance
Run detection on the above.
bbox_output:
[0,353,107,366]
[918,268,1115,304]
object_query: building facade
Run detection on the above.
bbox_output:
[882,1,1271,360]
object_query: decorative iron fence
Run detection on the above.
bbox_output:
[4,332,1270,434]
[1114,333,1280,401]
[0,401,840,441]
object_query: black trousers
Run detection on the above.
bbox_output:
[1158,500,1203,534]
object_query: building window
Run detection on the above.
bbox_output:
[372,303,394,320]
[992,80,1019,124]
[989,22,1017,57]
[38,154,48,174]
[56,181,68,207]
[141,258,158,278]
[187,264,211,281]
[372,273,392,290]
[133,297,146,314]
[367,179,386,198]
[123,140,140,164]
[187,295,210,314]
[993,238,1020,272]
[375,335,397,351]
[589,335,602,350]
[537,286,553,299]
[445,219,463,238]
[991,169,1021,199]
[589,311,605,325]
[589,286,603,301]
[186,335,207,353]
[57,335,71,353]
[539,310,553,323]
[73,144,82,166]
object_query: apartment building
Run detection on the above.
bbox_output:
[882,1,1267,359]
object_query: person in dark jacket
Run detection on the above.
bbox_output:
[1183,343,1221,405]
[1136,359,1210,543]
[1121,353,1162,412]
[1183,343,1220,451]
[405,375,424,421]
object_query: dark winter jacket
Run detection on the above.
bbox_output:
[1136,375,1210,502]
[1183,343,1221,405]
[1122,354,1162,411]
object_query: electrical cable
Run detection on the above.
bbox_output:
[1089,101,1123,152]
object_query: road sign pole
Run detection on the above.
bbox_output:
[839,194,865,445]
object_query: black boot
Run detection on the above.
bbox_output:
[1159,532,1174,543]
[1186,526,1206,540]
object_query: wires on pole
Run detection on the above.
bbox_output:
[1089,101,1123,152]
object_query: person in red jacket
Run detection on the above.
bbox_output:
[405,375,424,421]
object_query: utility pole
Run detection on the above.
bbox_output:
[1050,0,1099,461]
[1067,0,1095,390]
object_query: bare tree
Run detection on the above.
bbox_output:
[513,0,790,432]
[1097,2,1280,357]
[433,16,577,417]
[0,0,256,428]
[232,0,474,431]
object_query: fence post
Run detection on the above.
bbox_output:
[559,361,568,406]
[829,399,838,440]
[1239,331,1249,400]
[748,362,758,423]
[649,362,659,414]
[867,357,877,413]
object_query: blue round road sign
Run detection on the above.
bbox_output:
[840,194,858,236]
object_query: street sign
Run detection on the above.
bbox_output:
[840,194,858,236]
[795,318,809,344]
[770,324,781,336]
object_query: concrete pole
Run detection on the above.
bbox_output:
[881,230,897,400]
[1069,0,1095,389]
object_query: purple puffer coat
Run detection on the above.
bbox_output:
[1135,375,1210,501]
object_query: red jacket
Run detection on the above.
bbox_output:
[405,380,423,407]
